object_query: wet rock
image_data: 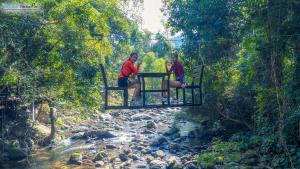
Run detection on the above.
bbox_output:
[167,156,183,169]
[169,143,180,153]
[119,153,129,162]
[111,111,121,117]
[95,161,105,167]
[184,161,198,169]
[70,132,85,140]
[149,160,167,169]
[94,151,107,161]
[146,121,157,129]
[128,153,139,160]
[84,130,115,139]
[142,129,155,134]
[106,144,117,149]
[131,114,152,121]
[132,161,148,169]
[136,145,144,151]
[154,150,165,158]
[142,147,152,154]
[123,148,132,155]
[163,126,179,136]
[69,152,82,165]
[150,136,168,146]
[145,155,155,163]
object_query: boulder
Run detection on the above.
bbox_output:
[166,156,183,169]
[95,161,105,167]
[131,114,152,121]
[154,150,165,158]
[69,152,82,165]
[146,121,157,129]
[94,151,107,161]
[149,160,167,169]
[106,144,117,149]
[119,153,129,162]
[84,130,115,139]
[150,136,168,146]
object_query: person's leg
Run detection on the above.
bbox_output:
[162,80,182,97]
[162,80,167,97]
[128,79,140,100]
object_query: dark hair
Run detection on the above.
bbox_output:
[171,53,178,58]
[130,52,138,58]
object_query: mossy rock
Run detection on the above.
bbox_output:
[69,152,82,165]
[94,151,107,161]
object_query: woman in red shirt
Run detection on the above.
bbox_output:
[118,52,141,106]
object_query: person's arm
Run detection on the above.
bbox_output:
[130,62,139,75]
[167,64,174,74]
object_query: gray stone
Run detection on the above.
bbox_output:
[154,150,165,158]
[123,148,132,154]
[149,160,167,169]
[106,144,117,149]
[129,153,139,160]
[166,156,183,169]
[146,121,157,129]
[95,161,105,167]
[84,130,115,139]
[184,161,198,169]
[131,114,152,121]
[70,132,85,140]
[150,136,168,146]
[119,153,129,162]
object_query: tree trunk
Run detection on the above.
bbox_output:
[49,101,56,140]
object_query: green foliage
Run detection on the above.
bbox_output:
[163,0,300,168]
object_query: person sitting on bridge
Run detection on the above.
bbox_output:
[162,53,185,98]
[118,52,142,106]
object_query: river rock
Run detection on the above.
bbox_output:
[142,129,155,134]
[69,152,82,165]
[184,161,198,169]
[142,147,152,154]
[169,143,180,153]
[149,160,167,169]
[145,155,155,163]
[150,136,168,146]
[84,130,115,139]
[70,132,85,140]
[119,153,129,162]
[95,161,105,167]
[131,114,152,121]
[132,161,148,169]
[154,150,165,158]
[106,144,117,149]
[167,156,183,169]
[94,151,107,161]
[123,148,132,154]
[128,153,139,160]
[146,121,157,129]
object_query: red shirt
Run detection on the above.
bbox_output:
[118,59,139,79]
